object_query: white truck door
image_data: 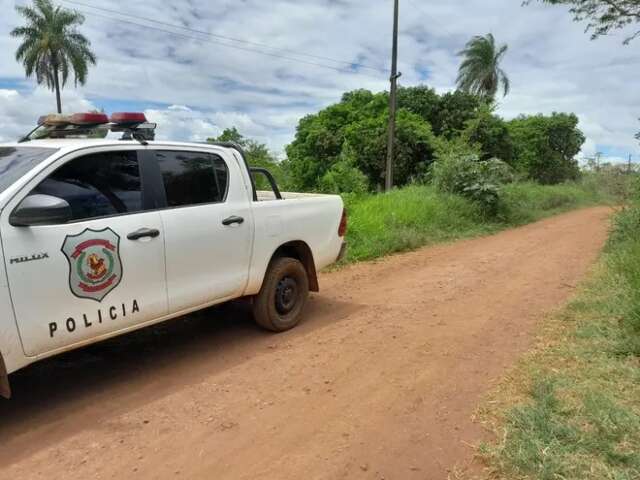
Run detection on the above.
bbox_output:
[0,149,168,357]
[147,149,253,313]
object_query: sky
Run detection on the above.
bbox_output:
[0,0,638,164]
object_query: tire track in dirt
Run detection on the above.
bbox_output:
[0,206,612,480]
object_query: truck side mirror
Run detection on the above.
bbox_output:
[10,194,72,226]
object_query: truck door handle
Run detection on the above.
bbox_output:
[222,215,244,226]
[127,228,160,240]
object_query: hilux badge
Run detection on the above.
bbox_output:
[61,228,123,302]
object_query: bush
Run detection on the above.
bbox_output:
[318,160,368,194]
[431,139,514,215]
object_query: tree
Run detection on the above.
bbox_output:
[397,86,482,138]
[530,0,640,44]
[208,128,289,188]
[11,0,97,114]
[456,33,510,99]
[285,90,387,191]
[507,113,585,184]
[286,90,437,191]
[343,109,436,189]
[461,103,514,163]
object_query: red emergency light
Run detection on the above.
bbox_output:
[39,114,71,126]
[21,111,156,143]
[110,112,147,126]
[69,112,109,125]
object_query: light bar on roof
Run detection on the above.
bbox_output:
[110,112,147,126]
[39,114,71,126]
[69,112,109,125]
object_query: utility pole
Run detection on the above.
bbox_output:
[385,0,401,192]
[629,153,632,174]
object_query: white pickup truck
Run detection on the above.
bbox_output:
[0,113,346,398]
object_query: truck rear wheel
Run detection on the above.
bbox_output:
[252,257,309,332]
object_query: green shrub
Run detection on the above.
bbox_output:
[318,160,368,194]
[431,141,514,215]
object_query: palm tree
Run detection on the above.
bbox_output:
[456,33,510,99]
[11,0,97,114]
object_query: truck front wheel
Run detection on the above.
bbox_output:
[253,257,309,332]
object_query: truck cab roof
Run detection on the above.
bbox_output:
[6,138,239,154]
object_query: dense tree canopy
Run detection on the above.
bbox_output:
[286,88,442,191]
[285,86,585,191]
[461,104,514,162]
[531,0,640,44]
[397,86,484,138]
[507,113,585,184]
[285,87,496,191]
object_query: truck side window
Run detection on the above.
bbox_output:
[154,151,228,207]
[33,151,143,221]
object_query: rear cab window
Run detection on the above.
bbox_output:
[152,150,229,207]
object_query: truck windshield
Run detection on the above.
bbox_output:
[0,147,58,195]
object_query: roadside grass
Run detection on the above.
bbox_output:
[342,179,615,263]
[476,196,640,480]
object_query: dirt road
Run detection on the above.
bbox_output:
[0,207,612,480]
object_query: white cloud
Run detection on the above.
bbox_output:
[1,0,638,161]
[145,105,219,142]
[0,87,95,142]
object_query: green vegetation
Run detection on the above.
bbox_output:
[478,178,640,480]
[207,127,290,190]
[508,113,584,184]
[285,86,586,193]
[341,179,613,263]
[11,0,96,114]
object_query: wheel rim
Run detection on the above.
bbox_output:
[275,276,299,315]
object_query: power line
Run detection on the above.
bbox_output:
[60,0,388,76]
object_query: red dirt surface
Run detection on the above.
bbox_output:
[0,207,612,480]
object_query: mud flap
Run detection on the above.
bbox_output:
[0,354,10,399]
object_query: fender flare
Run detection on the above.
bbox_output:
[0,352,10,399]
[270,241,319,292]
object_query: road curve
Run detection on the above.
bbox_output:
[0,206,612,480]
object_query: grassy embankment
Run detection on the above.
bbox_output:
[477,183,640,479]
[342,177,618,263]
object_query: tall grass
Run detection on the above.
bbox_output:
[479,180,640,480]
[342,179,614,263]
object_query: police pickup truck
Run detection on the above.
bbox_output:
[0,112,347,398]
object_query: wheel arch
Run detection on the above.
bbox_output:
[0,351,10,399]
[270,240,319,292]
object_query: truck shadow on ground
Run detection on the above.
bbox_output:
[0,295,363,467]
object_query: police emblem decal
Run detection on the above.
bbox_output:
[61,228,123,302]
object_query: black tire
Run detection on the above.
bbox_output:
[252,257,309,332]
